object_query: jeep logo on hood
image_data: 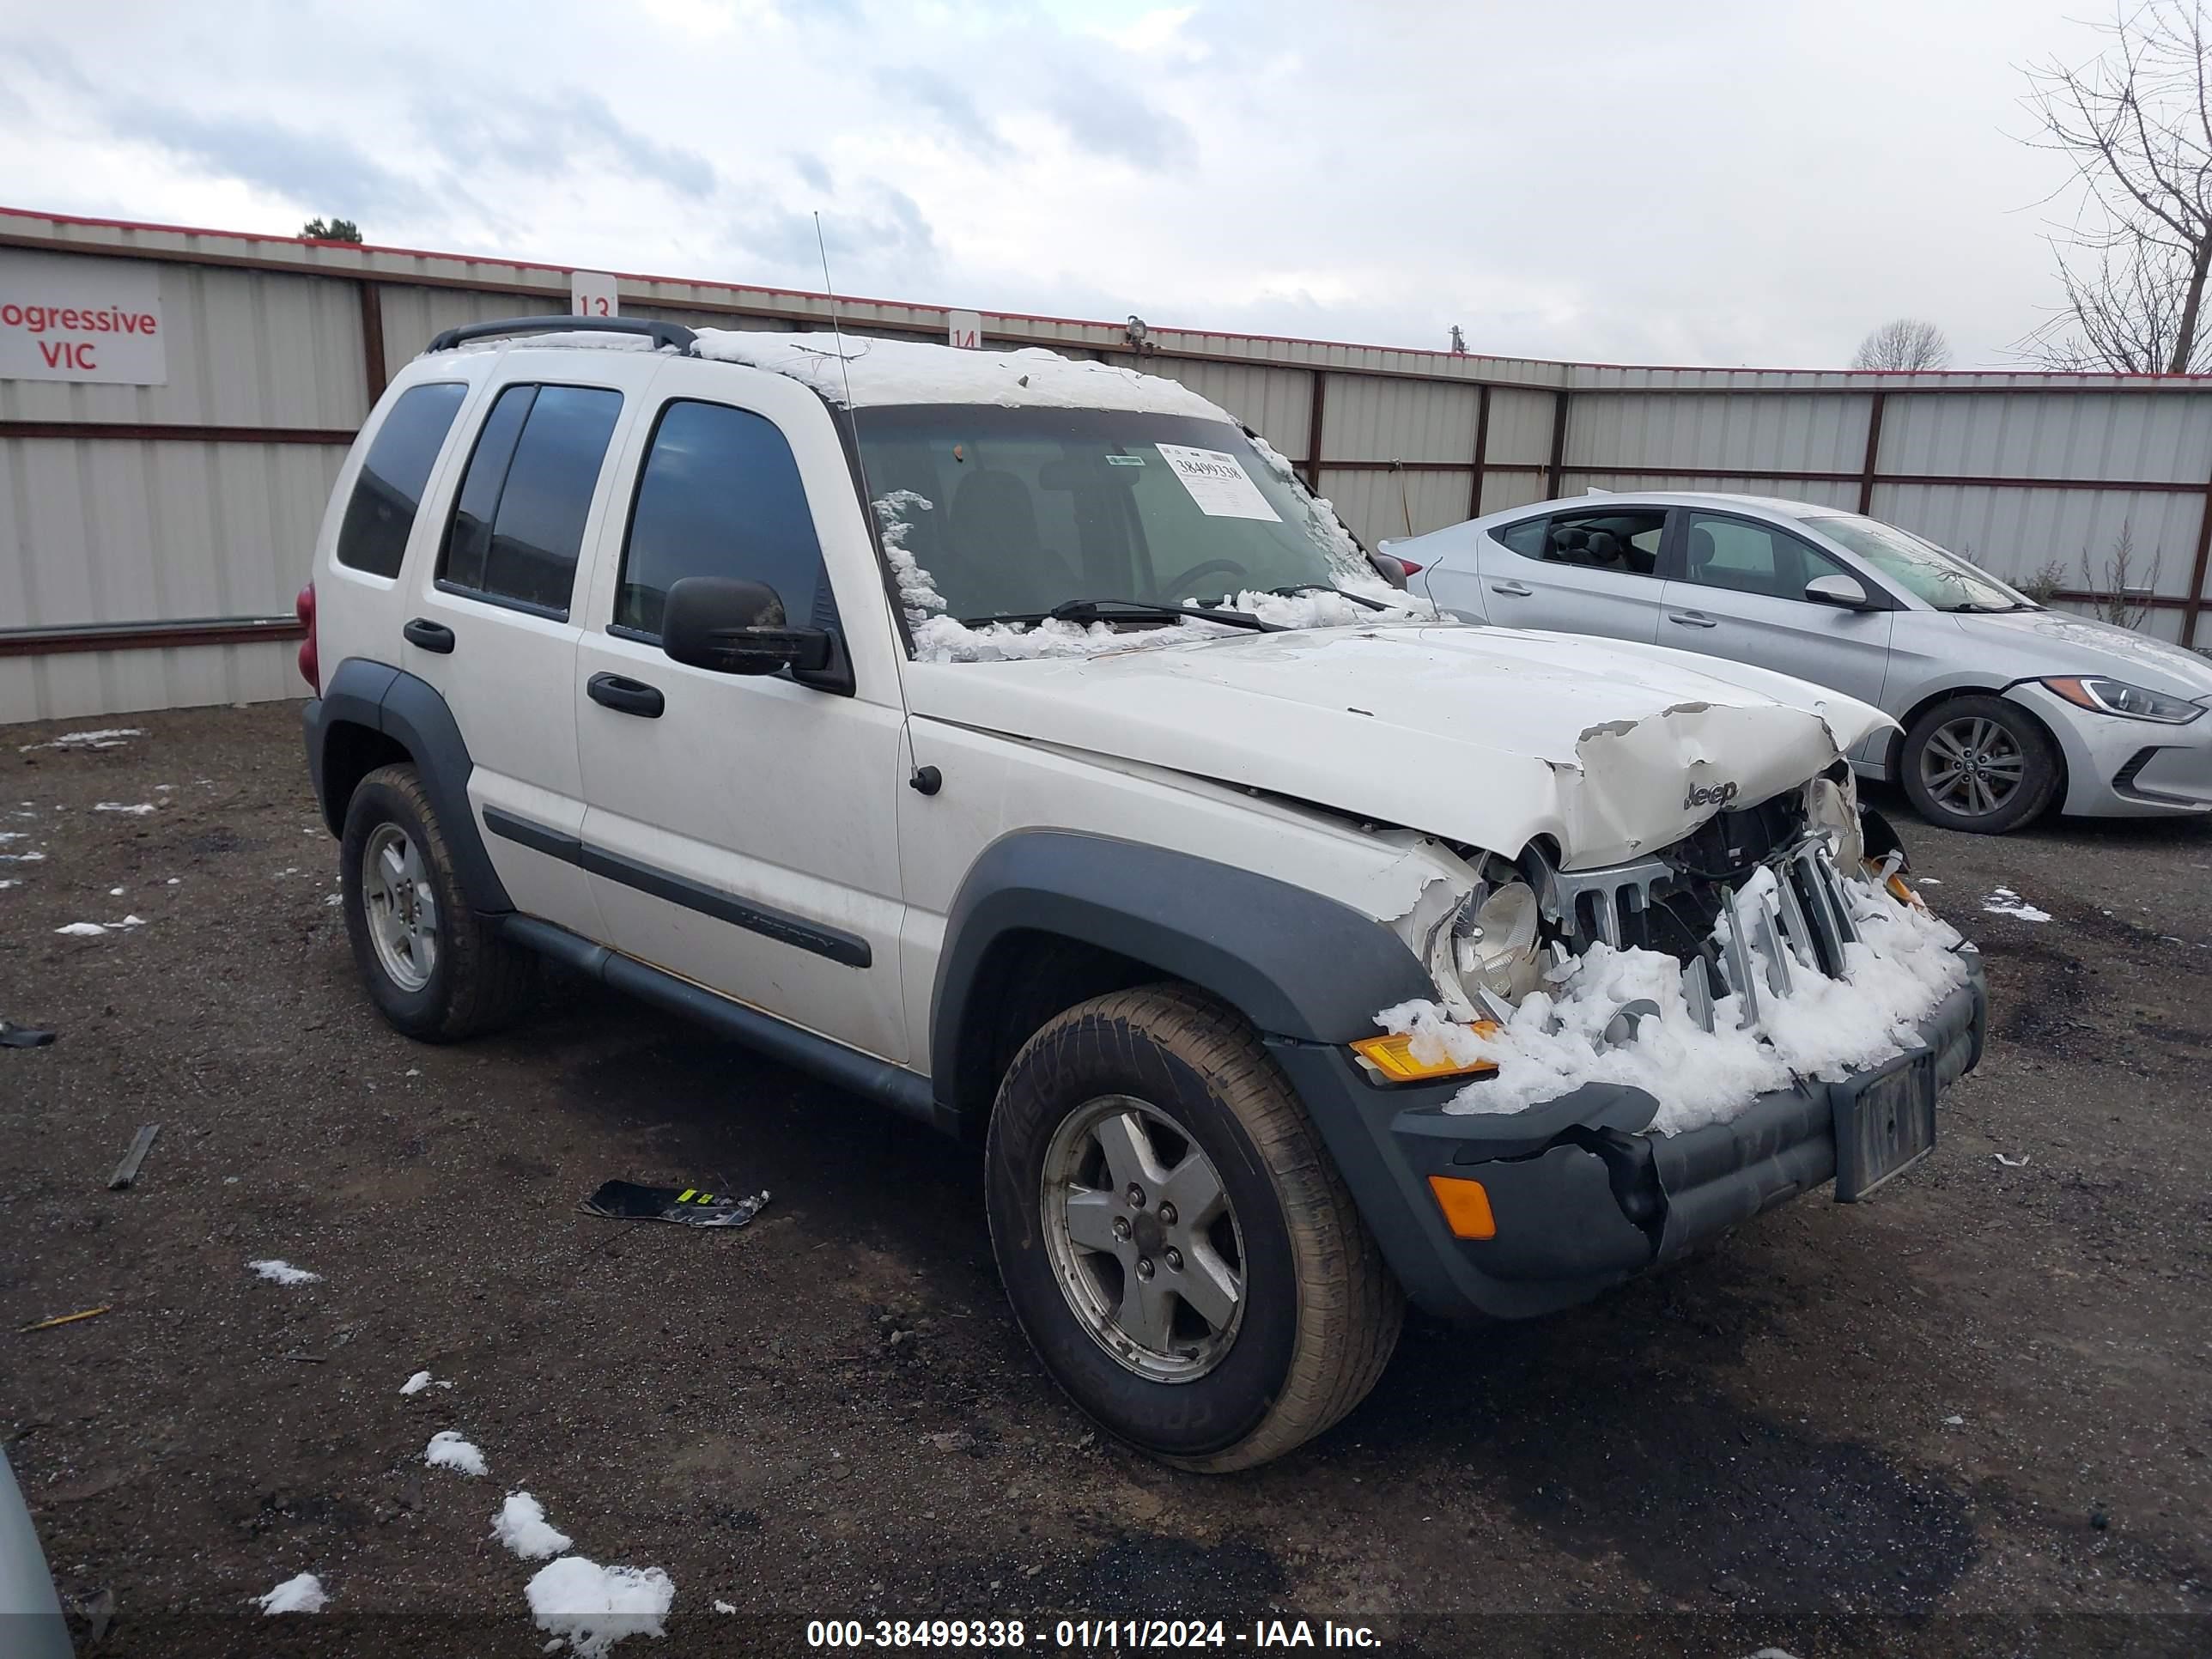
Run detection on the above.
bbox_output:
[1684,780,1740,811]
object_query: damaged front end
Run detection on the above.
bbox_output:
[1291,771,1988,1323]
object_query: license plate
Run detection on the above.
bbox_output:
[1832,1050,1936,1202]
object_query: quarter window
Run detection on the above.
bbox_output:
[617,399,830,639]
[335,382,466,578]
[440,384,624,617]
[1682,514,1849,603]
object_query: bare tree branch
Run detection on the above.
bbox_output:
[2019,2,2212,372]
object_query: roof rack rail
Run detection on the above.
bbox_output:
[424,315,699,354]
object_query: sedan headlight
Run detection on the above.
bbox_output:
[2042,675,2203,725]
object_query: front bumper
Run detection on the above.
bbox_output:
[1270,945,1986,1322]
[2009,683,2212,817]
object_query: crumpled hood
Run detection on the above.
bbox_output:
[903,624,1893,868]
[1960,609,2212,699]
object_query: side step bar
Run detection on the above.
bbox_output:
[495,915,951,1134]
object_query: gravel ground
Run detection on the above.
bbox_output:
[3,701,2209,1658]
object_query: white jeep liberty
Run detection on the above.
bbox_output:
[300,317,1984,1469]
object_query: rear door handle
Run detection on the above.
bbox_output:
[403,617,455,653]
[1489,580,1533,598]
[587,672,665,719]
[1667,611,1718,629]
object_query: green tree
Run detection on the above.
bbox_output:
[300,216,362,243]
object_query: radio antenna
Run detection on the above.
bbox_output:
[813,211,865,417]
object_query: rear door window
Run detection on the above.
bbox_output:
[616,399,833,639]
[440,384,624,617]
[335,382,467,578]
[1531,509,1667,577]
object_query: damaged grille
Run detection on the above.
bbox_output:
[1540,799,1865,1035]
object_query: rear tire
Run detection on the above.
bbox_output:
[340,763,534,1040]
[985,985,1402,1472]
[1900,695,2061,836]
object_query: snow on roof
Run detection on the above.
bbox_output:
[690,329,1233,416]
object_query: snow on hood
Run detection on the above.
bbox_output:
[692,328,1226,416]
[904,624,1893,868]
[1962,607,2212,698]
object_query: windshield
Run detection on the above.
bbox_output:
[855,405,1407,658]
[1801,513,2033,612]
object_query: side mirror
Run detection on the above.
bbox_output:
[661,576,834,675]
[1804,573,1872,610]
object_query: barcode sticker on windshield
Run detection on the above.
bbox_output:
[1155,445,1281,521]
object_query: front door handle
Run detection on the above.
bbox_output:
[587,672,665,719]
[1667,611,1718,629]
[1489,580,1533,598]
[403,617,455,653]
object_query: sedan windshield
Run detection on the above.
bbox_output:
[1802,513,2033,612]
[854,405,1387,635]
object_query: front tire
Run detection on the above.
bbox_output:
[985,986,1402,1472]
[1900,695,2061,835]
[340,763,534,1040]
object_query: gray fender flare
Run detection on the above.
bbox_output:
[928,830,1433,1121]
[304,657,512,913]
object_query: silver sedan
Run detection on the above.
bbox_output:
[1394,491,2212,834]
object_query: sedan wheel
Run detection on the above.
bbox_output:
[1901,695,2061,836]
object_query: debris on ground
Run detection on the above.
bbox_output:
[254,1571,327,1615]
[1982,886,2053,922]
[19,1306,109,1333]
[53,923,108,937]
[526,1556,675,1657]
[246,1260,321,1285]
[1994,1152,2030,1168]
[714,1599,737,1614]
[399,1370,455,1395]
[106,1124,161,1190]
[425,1431,488,1477]
[0,1018,57,1048]
[580,1180,770,1229]
[492,1491,574,1560]
[92,802,157,816]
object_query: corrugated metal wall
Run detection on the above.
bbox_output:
[5,206,2211,723]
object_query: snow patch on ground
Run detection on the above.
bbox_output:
[0,850,47,862]
[54,922,107,937]
[18,727,144,751]
[0,879,19,890]
[94,801,157,815]
[526,1556,675,1657]
[1982,886,2052,922]
[694,328,1226,416]
[247,1259,322,1285]
[1376,873,1969,1136]
[426,1430,488,1477]
[493,1491,575,1561]
[255,1571,327,1614]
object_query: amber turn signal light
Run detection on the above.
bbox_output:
[1426,1175,1498,1240]
[1349,1024,1500,1083]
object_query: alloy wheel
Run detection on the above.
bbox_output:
[1917,714,2027,819]
[362,822,440,993]
[1040,1096,1246,1383]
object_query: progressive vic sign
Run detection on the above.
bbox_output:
[0,252,167,385]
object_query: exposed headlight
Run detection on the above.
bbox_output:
[2042,675,2203,725]
[1426,879,1542,1016]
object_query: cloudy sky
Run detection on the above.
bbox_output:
[0,0,2114,368]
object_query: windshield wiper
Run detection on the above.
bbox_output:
[1263,581,1391,611]
[957,598,1283,633]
